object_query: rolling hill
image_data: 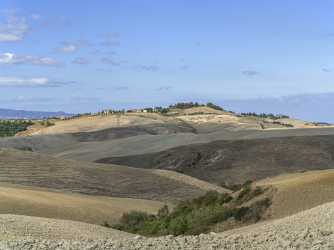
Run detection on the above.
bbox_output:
[0,214,133,241]
[257,169,334,219]
[0,148,228,202]
[96,134,334,185]
[2,106,334,248]
[0,184,164,225]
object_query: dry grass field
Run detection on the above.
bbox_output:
[257,169,334,219]
[0,184,164,225]
[18,107,325,137]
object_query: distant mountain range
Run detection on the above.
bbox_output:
[0,108,73,119]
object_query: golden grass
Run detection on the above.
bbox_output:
[0,184,164,225]
[257,169,334,219]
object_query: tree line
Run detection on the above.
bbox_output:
[0,120,34,137]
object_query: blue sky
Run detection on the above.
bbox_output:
[1,0,334,115]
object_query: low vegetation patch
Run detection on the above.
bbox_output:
[0,120,34,137]
[220,180,253,192]
[110,186,271,236]
[169,102,224,111]
[240,112,290,120]
[39,120,55,127]
[236,185,264,204]
[94,102,226,117]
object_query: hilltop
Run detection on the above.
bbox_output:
[16,103,330,136]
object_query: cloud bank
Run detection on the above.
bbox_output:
[0,76,72,87]
[0,14,29,42]
[0,52,62,66]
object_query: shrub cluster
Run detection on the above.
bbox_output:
[236,184,264,204]
[39,120,55,127]
[241,112,289,120]
[168,102,224,111]
[169,102,205,109]
[272,121,293,127]
[206,102,224,111]
[94,102,226,117]
[0,120,33,137]
[111,188,270,236]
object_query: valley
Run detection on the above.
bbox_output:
[1,105,334,249]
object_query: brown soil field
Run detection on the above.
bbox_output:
[0,148,226,202]
[100,135,334,185]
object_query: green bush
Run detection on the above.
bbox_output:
[0,120,34,137]
[169,102,204,109]
[234,207,250,221]
[40,120,55,127]
[236,184,264,204]
[240,112,290,120]
[206,102,224,111]
[111,189,270,236]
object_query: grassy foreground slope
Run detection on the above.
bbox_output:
[4,200,334,249]
[0,214,133,240]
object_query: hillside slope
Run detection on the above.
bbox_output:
[0,148,227,202]
[0,214,132,241]
[5,201,334,249]
[18,106,327,136]
[4,124,334,164]
[0,184,164,225]
[99,135,334,185]
[257,169,334,219]
[21,113,194,135]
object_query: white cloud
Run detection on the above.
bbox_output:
[242,70,260,76]
[72,57,90,65]
[0,52,62,66]
[56,40,92,53]
[136,64,160,72]
[0,76,72,87]
[0,77,49,86]
[58,43,77,53]
[0,14,29,42]
[31,14,41,20]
